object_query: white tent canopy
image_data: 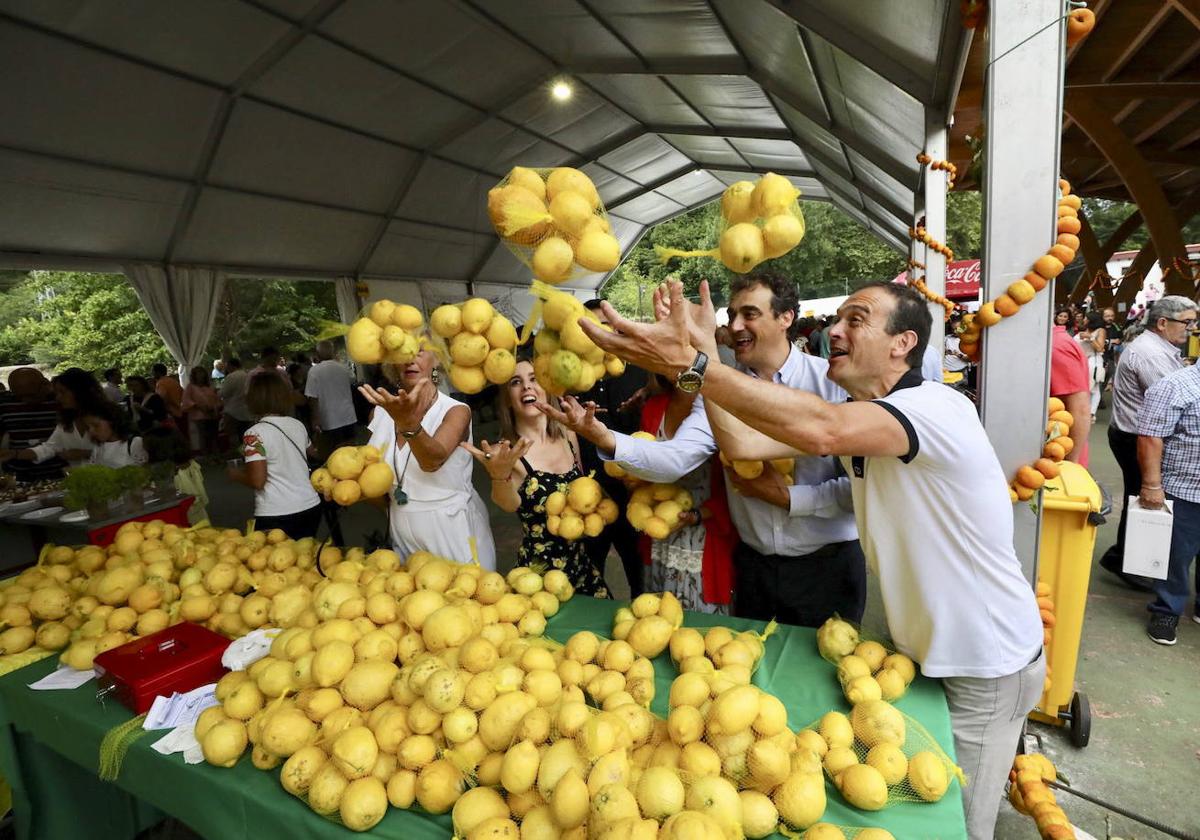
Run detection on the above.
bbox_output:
[0,0,970,323]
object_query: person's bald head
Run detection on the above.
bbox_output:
[8,368,48,401]
[315,341,335,361]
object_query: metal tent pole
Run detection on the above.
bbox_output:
[979,0,1066,581]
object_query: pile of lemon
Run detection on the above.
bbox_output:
[346,300,426,365]
[311,445,395,507]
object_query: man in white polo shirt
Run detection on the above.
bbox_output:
[583,279,1043,840]
[305,340,359,460]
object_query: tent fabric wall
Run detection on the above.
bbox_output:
[333,275,361,323]
[122,265,226,376]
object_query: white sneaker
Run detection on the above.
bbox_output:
[1193,614,1200,626]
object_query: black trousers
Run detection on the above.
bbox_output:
[1100,424,1141,566]
[733,539,867,628]
[254,502,323,541]
[316,423,357,462]
[584,491,644,599]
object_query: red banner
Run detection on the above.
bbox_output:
[894,259,980,300]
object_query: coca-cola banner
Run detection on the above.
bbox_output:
[894,259,981,301]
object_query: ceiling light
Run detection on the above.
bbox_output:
[551,80,573,101]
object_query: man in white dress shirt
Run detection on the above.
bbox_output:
[550,274,864,626]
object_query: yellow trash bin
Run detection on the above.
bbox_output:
[1029,461,1102,747]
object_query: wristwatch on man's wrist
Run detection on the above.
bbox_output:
[676,350,708,394]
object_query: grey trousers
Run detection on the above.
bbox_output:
[942,652,1046,840]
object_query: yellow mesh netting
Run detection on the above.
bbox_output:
[488,166,619,286]
[98,712,150,781]
[656,173,807,273]
[800,702,964,808]
[781,824,898,839]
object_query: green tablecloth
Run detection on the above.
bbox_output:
[0,597,966,839]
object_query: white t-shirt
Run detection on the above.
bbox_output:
[242,416,320,517]
[31,423,93,463]
[89,437,148,468]
[304,360,357,431]
[841,375,1043,678]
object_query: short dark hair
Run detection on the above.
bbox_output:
[583,299,602,311]
[103,367,120,382]
[151,363,168,377]
[189,366,210,387]
[245,371,294,418]
[227,358,242,370]
[729,272,801,341]
[83,399,136,441]
[856,282,931,368]
[260,346,279,365]
[1086,310,1104,331]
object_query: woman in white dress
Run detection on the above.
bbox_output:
[1076,310,1107,420]
[358,351,496,569]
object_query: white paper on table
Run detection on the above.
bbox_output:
[151,723,205,764]
[221,627,281,671]
[142,683,218,731]
[28,665,96,690]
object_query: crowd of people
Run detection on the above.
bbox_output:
[1,278,1196,840]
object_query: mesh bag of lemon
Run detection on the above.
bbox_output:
[624,480,696,539]
[799,701,964,811]
[656,172,807,274]
[310,444,395,507]
[815,615,917,704]
[487,165,622,284]
[529,281,626,396]
[543,474,621,541]
[334,299,427,365]
[792,824,898,840]
[425,296,520,395]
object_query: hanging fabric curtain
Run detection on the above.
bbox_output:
[333,276,360,324]
[123,264,227,379]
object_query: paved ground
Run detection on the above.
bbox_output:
[195,406,1198,839]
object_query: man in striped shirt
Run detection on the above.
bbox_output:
[1137,356,1200,645]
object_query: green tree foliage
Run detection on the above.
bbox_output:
[1078,198,1200,253]
[0,271,338,376]
[601,192,986,317]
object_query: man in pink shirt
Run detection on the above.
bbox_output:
[1049,323,1091,467]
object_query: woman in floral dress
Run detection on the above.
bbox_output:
[463,359,608,597]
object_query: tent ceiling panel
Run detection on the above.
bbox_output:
[441,120,562,177]
[581,0,739,64]
[597,134,693,185]
[659,135,746,168]
[662,75,787,130]
[0,147,186,260]
[502,84,640,154]
[0,20,223,177]
[208,99,419,215]
[653,170,727,206]
[0,0,976,285]
[364,219,489,278]
[250,37,479,148]
[469,0,637,64]
[578,74,708,126]
[0,0,290,87]
[393,159,493,234]
[319,0,554,104]
[175,188,377,270]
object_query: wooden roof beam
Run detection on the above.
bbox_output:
[1102,4,1175,82]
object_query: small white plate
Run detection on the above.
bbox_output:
[59,510,90,523]
[20,506,63,520]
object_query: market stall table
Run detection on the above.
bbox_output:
[0,597,966,839]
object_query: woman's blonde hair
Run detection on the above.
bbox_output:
[497,359,564,444]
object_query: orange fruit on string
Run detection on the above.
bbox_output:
[1056,233,1080,251]
[1042,441,1066,462]
[1009,486,1019,504]
[1056,205,1077,219]
[959,341,979,357]
[1014,483,1036,501]
[1057,216,1081,235]
[1057,436,1075,455]
[1048,244,1076,265]
[995,294,1021,317]
[1016,466,1046,490]
[1024,271,1048,292]
[1047,397,1065,414]
[975,301,1002,327]
[1058,179,1071,197]
[1049,410,1074,428]
[1007,279,1037,305]
[1059,194,1082,211]
[1034,255,1065,280]
[1034,458,1060,479]
[1066,8,1095,45]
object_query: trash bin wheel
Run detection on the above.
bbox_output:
[1069,691,1090,748]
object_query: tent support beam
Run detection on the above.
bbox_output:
[978,0,1065,581]
[355,154,430,277]
[922,111,949,352]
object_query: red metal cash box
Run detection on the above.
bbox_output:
[93,622,229,714]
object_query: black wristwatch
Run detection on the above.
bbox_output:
[676,351,708,394]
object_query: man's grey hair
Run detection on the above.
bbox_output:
[1145,295,1197,330]
[315,340,335,361]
